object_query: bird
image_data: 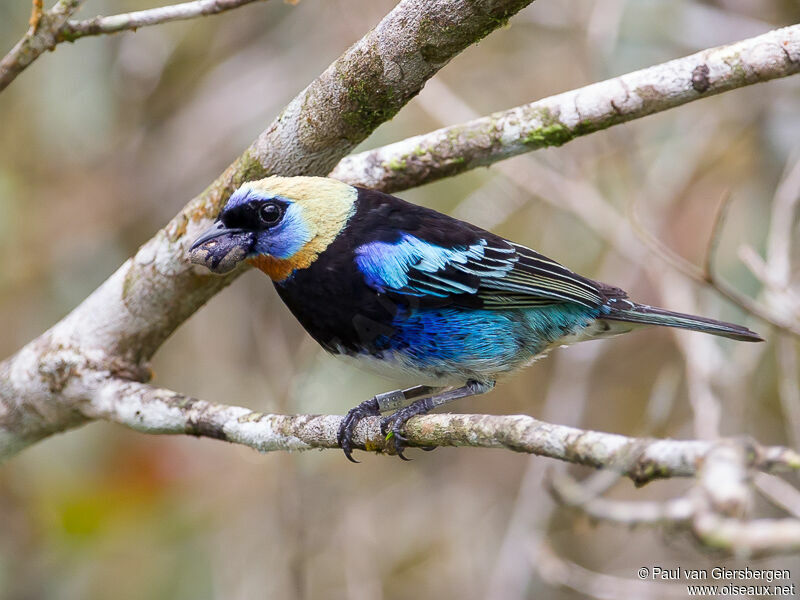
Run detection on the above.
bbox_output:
[188,176,763,461]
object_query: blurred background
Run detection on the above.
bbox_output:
[1,0,799,598]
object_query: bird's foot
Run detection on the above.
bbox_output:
[337,397,380,463]
[338,387,440,462]
[380,398,436,460]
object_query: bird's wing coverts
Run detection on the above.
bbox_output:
[354,234,606,309]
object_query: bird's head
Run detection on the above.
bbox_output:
[189,176,357,280]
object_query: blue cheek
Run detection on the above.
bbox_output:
[251,206,311,259]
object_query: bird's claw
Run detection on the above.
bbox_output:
[337,397,380,463]
[381,418,412,460]
[380,406,437,460]
[340,393,440,462]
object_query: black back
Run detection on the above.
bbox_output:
[273,187,614,353]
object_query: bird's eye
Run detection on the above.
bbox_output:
[258,202,283,226]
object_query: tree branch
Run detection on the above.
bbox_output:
[84,380,800,488]
[0,0,84,92]
[3,5,800,557]
[60,0,267,41]
[549,442,800,556]
[331,24,800,192]
[0,0,536,461]
[0,0,272,93]
[330,24,800,338]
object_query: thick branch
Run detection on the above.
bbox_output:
[331,24,800,191]
[3,8,799,476]
[55,0,533,368]
[84,380,800,487]
[0,0,535,460]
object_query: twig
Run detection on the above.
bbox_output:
[535,543,687,600]
[548,441,800,556]
[704,192,800,335]
[755,472,800,519]
[764,153,800,297]
[629,189,800,337]
[60,0,268,40]
[0,0,84,92]
[692,513,800,556]
[0,0,267,92]
[29,0,45,31]
[696,442,752,517]
[548,472,695,525]
[776,336,800,450]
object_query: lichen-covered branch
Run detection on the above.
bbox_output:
[85,380,800,489]
[0,0,535,461]
[82,379,800,554]
[331,24,800,192]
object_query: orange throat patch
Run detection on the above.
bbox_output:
[247,245,322,282]
[248,255,296,282]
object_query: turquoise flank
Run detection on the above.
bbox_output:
[375,303,599,380]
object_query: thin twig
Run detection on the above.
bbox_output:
[60,0,268,40]
[755,472,800,519]
[535,543,688,599]
[0,0,84,92]
[29,0,44,31]
[548,472,695,525]
[548,440,800,556]
[0,0,267,92]
[703,192,800,334]
[628,189,800,337]
[692,513,800,556]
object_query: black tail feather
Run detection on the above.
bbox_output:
[601,302,763,342]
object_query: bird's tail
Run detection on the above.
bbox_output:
[600,302,763,342]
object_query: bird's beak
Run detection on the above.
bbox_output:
[188,221,254,274]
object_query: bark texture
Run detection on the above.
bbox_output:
[332,24,800,191]
[0,0,536,460]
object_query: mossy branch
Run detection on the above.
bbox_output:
[0,0,536,460]
[332,24,800,192]
[2,5,800,558]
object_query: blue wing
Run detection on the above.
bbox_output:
[354,234,608,309]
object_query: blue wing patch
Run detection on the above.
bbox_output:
[355,235,495,297]
[354,234,604,308]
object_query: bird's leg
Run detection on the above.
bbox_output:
[338,385,441,462]
[381,380,495,460]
